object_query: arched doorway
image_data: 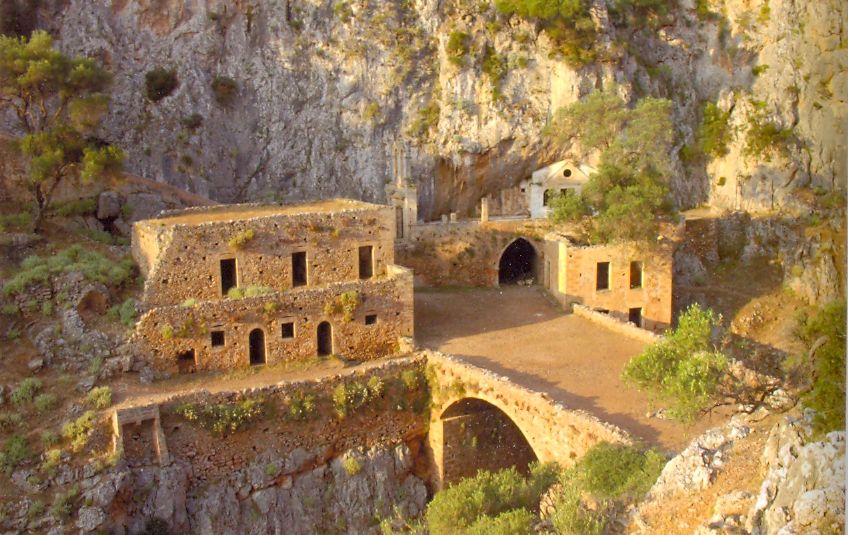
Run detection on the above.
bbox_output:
[440,398,538,485]
[317,321,333,356]
[248,328,266,365]
[498,238,537,285]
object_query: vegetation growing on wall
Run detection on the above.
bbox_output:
[795,301,846,434]
[494,0,598,67]
[446,30,471,66]
[698,101,733,158]
[0,31,124,231]
[546,89,675,243]
[145,67,178,102]
[175,397,267,436]
[622,303,729,421]
[325,291,360,322]
[211,75,238,108]
[743,100,793,162]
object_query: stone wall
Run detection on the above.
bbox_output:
[395,219,550,287]
[424,351,630,489]
[544,236,676,331]
[116,356,430,482]
[133,200,396,307]
[130,265,414,373]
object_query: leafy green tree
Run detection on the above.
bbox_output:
[797,301,846,434]
[622,303,729,421]
[546,90,675,243]
[0,30,124,231]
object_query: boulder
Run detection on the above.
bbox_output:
[97,191,121,220]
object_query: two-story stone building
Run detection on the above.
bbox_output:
[130,199,414,375]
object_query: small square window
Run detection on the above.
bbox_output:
[210,331,225,347]
[281,322,295,339]
[365,314,377,325]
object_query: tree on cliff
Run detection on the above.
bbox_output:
[545,89,675,244]
[0,30,124,232]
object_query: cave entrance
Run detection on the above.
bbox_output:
[249,328,266,365]
[176,349,196,374]
[498,238,537,285]
[317,321,333,357]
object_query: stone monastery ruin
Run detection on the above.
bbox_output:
[130,200,413,374]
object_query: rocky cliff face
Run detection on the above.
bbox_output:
[34,0,845,220]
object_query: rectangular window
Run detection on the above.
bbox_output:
[281,321,295,339]
[628,307,642,327]
[220,258,236,295]
[358,245,374,280]
[630,261,643,289]
[292,252,307,287]
[365,314,377,325]
[596,262,610,290]
[210,331,225,347]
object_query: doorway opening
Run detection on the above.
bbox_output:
[249,328,266,365]
[498,238,537,285]
[317,321,333,356]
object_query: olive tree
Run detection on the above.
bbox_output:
[0,30,123,231]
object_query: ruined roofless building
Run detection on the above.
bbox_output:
[129,199,414,375]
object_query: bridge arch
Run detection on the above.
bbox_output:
[497,237,538,285]
[439,397,538,485]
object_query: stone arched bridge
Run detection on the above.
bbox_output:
[424,351,631,488]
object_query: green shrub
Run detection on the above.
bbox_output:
[174,398,266,436]
[495,0,598,67]
[11,377,42,406]
[751,64,769,76]
[27,499,44,518]
[226,285,274,299]
[324,291,359,322]
[407,101,440,139]
[341,454,361,476]
[0,435,30,473]
[743,102,793,161]
[40,447,62,474]
[62,410,97,452]
[228,228,255,249]
[481,46,508,100]
[107,298,137,328]
[549,189,588,224]
[332,382,370,418]
[466,508,534,535]
[145,67,178,102]
[622,303,729,421]
[400,369,421,391]
[33,392,57,413]
[333,1,353,22]
[286,391,317,421]
[1,303,19,315]
[49,486,78,518]
[87,386,113,409]
[362,101,381,123]
[52,197,97,217]
[211,76,238,108]
[550,442,664,534]
[182,113,203,130]
[446,30,471,66]
[0,412,22,431]
[0,210,32,232]
[40,430,59,448]
[698,101,733,158]
[2,245,135,296]
[426,463,558,534]
[797,301,846,434]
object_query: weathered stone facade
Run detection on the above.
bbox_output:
[543,232,676,331]
[130,199,413,373]
[395,218,550,287]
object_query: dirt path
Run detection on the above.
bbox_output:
[415,286,724,451]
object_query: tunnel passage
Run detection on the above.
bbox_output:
[498,238,537,285]
[440,398,538,485]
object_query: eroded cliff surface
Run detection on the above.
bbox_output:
[29,0,846,218]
